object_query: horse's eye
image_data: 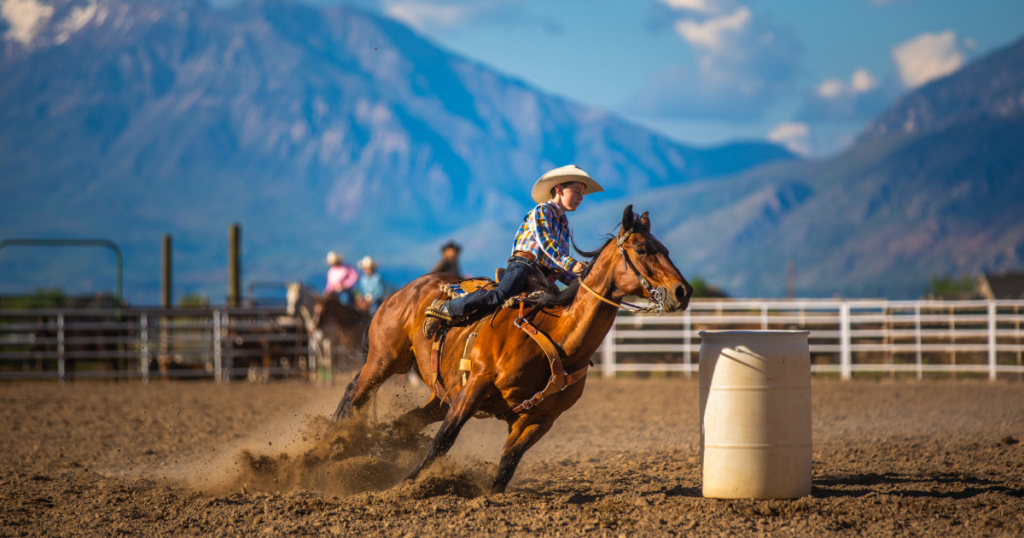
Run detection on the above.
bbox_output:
[635,248,647,256]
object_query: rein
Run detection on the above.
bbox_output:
[578,227,665,315]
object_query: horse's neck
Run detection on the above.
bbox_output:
[301,287,320,311]
[549,247,621,366]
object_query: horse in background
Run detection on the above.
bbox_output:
[287,282,372,382]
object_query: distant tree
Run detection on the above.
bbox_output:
[0,288,67,309]
[179,294,210,307]
[689,276,729,298]
[923,274,975,300]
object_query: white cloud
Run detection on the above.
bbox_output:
[815,78,845,98]
[799,67,893,122]
[768,122,811,157]
[628,4,802,121]
[55,0,100,45]
[1,0,54,45]
[813,68,878,99]
[658,0,733,15]
[382,0,559,33]
[674,5,750,52]
[850,68,879,93]
[891,30,968,89]
[385,1,469,31]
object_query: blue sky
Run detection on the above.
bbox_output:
[283,0,1024,157]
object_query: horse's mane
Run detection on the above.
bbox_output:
[527,233,617,310]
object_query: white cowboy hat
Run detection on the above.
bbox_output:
[325,251,343,265]
[531,165,604,204]
[358,256,377,269]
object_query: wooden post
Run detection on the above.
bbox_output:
[228,224,241,307]
[160,235,171,378]
[161,234,172,308]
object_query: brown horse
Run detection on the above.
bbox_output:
[333,206,692,494]
[313,293,373,370]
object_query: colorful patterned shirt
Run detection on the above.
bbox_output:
[511,201,578,282]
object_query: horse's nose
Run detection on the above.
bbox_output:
[666,283,690,312]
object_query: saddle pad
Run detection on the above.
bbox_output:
[440,277,497,299]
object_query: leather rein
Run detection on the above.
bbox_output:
[578,227,666,315]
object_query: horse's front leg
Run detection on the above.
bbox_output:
[404,374,497,482]
[491,415,555,494]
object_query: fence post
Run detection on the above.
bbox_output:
[840,303,851,381]
[306,330,317,382]
[213,309,222,382]
[988,301,997,382]
[57,312,65,385]
[224,310,233,383]
[683,309,692,379]
[140,314,149,383]
[602,323,616,378]
[761,303,768,330]
[915,304,922,381]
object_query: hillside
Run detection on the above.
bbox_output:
[574,37,1024,298]
[0,0,793,301]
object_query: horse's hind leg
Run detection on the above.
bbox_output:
[392,398,449,434]
[332,370,362,420]
[491,417,555,494]
[332,344,414,421]
[404,374,497,482]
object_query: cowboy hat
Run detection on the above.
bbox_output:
[531,165,604,204]
[325,251,343,265]
[440,240,461,253]
[358,256,377,269]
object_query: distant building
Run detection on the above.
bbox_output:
[974,271,1024,300]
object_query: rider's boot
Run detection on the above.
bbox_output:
[423,300,458,339]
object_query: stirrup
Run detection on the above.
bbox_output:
[423,300,453,339]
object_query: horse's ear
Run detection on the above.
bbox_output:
[622,205,634,232]
[639,211,651,232]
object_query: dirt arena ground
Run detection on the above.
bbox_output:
[1,376,1022,537]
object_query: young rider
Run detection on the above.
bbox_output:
[423,165,604,337]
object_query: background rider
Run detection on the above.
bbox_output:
[324,251,360,305]
[355,256,387,315]
[430,240,463,277]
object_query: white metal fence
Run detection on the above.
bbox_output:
[599,299,1024,380]
[3,300,1024,382]
[0,307,312,383]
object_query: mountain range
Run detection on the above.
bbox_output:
[2,0,1023,301]
[0,0,793,301]
[570,34,1024,298]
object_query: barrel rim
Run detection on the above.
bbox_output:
[698,330,810,337]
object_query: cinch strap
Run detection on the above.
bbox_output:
[501,302,589,419]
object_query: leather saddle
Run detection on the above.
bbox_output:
[439,263,558,303]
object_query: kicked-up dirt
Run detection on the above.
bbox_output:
[1,376,1022,537]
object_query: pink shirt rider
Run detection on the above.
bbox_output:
[325,263,360,295]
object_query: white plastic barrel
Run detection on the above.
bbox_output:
[698,330,811,499]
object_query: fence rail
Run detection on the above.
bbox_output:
[0,307,314,383]
[599,299,1024,380]
[2,299,1024,382]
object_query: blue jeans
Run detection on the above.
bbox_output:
[447,260,531,317]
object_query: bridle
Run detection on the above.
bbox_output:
[579,227,667,315]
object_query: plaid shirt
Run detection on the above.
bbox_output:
[511,201,578,282]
